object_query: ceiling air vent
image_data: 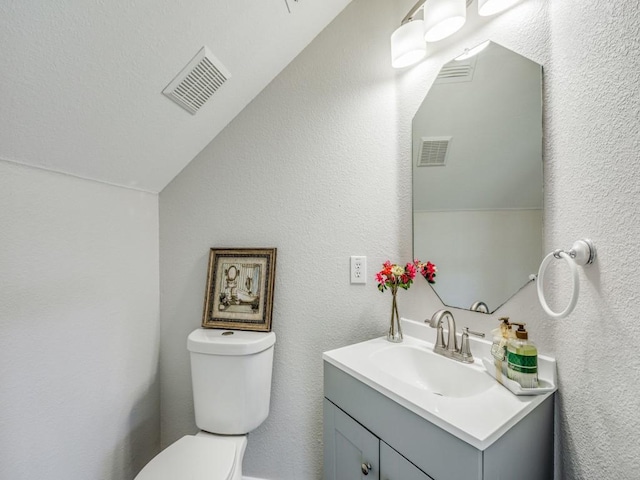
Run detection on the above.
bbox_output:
[162,46,231,115]
[417,136,451,167]
[435,56,476,84]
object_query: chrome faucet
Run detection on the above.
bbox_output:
[425,309,485,363]
[428,309,458,355]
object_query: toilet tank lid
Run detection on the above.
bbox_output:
[188,328,276,355]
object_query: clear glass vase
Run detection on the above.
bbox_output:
[387,286,403,343]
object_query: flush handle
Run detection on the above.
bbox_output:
[361,462,372,475]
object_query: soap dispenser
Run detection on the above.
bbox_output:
[490,317,511,377]
[506,323,539,388]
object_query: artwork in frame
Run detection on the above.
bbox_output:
[202,248,277,332]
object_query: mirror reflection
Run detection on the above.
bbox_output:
[412,42,543,313]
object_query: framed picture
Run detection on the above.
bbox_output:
[202,248,277,332]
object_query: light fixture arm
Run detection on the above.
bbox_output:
[400,0,427,25]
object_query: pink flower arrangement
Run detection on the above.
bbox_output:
[376,259,437,293]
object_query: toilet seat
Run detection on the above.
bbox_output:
[135,435,237,480]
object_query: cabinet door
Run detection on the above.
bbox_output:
[380,442,433,480]
[324,399,379,480]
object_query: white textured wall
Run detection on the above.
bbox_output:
[160,0,640,478]
[159,1,407,478]
[0,161,160,479]
[541,0,640,477]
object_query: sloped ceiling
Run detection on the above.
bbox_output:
[0,0,352,193]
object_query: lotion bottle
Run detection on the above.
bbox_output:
[507,323,539,388]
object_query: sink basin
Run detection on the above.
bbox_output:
[369,344,495,398]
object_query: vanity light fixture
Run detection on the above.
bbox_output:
[391,19,428,68]
[391,0,523,68]
[423,0,467,42]
[390,0,429,69]
[454,40,491,60]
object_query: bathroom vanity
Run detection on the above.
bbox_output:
[323,319,555,480]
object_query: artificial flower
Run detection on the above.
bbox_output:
[376,259,437,292]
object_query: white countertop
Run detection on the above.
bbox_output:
[322,318,556,450]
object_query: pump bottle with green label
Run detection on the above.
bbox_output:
[506,323,539,388]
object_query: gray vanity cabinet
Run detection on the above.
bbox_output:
[324,398,432,480]
[323,362,554,480]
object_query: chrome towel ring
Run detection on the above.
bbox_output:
[536,239,597,318]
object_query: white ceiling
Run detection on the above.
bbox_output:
[0,0,351,193]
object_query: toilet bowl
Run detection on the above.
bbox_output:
[134,328,276,480]
[135,433,247,480]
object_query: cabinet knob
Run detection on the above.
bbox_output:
[361,462,372,475]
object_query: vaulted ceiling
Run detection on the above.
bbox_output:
[0,0,352,192]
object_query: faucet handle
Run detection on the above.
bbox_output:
[463,327,485,338]
[459,327,485,363]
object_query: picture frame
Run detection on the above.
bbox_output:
[202,248,277,332]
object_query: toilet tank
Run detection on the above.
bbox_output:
[187,328,276,435]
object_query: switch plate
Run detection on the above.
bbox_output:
[350,256,366,284]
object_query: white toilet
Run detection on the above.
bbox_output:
[135,328,276,480]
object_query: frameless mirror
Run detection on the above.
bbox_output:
[412,41,543,313]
